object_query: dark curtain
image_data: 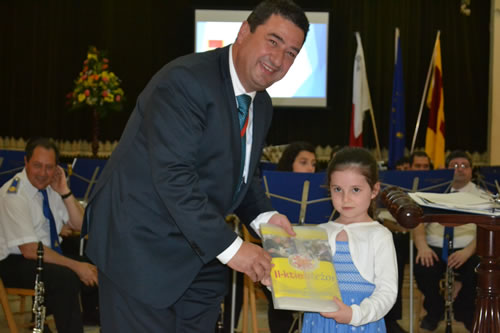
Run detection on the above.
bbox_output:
[0,0,490,153]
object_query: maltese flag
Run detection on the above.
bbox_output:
[350,32,373,147]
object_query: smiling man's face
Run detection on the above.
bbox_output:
[233,14,305,92]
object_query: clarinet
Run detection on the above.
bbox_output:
[444,237,454,333]
[33,242,46,333]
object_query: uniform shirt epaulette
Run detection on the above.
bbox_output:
[7,177,20,194]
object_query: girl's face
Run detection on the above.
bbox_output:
[292,150,316,173]
[329,168,380,224]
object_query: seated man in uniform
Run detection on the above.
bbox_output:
[0,137,98,333]
[414,150,482,332]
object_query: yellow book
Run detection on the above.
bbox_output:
[260,223,341,312]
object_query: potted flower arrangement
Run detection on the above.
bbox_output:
[67,46,125,156]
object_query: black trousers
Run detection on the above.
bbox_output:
[99,260,226,333]
[219,270,243,333]
[414,245,479,328]
[385,232,410,322]
[0,254,83,333]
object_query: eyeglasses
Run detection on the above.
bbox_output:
[451,163,470,169]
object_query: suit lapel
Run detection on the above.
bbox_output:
[218,47,242,198]
[248,94,266,179]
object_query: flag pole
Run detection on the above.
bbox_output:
[410,30,441,153]
[394,28,399,63]
[358,32,382,162]
[368,108,382,161]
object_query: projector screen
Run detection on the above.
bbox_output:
[194,9,329,108]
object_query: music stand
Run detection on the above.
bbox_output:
[379,169,454,193]
[381,188,500,333]
[67,158,107,201]
[262,171,333,224]
[377,169,454,333]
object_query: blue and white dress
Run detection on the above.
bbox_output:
[302,241,386,333]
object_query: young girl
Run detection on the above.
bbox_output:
[302,147,398,333]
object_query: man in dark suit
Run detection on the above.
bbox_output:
[84,0,309,331]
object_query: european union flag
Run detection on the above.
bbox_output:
[388,29,406,170]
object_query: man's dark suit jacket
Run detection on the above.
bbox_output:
[85,46,274,309]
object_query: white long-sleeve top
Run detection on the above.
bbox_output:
[319,221,398,326]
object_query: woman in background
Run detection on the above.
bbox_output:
[276,141,317,173]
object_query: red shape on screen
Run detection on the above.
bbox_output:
[208,40,224,49]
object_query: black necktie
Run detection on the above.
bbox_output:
[39,189,62,254]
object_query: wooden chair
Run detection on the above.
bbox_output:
[241,225,269,333]
[0,278,35,333]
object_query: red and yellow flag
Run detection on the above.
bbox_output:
[425,37,445,169]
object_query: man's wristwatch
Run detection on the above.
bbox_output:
[61,191,73,199]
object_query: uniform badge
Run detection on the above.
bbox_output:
[7,177,20,194]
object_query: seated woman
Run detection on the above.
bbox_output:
[276,141,317,173]
[265,141,317,332]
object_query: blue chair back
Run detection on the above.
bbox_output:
[476,166,500,194]
[0,150,25,187]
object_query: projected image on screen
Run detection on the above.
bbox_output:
[195,10,329,107]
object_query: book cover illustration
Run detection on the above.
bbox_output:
[260,223,341,312]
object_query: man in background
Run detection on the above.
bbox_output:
[395,156,410,170]
[0,137,98,333]
[409,151,431,170]
[414,150,481,331]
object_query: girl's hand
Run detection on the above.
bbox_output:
[320,297,352,324]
